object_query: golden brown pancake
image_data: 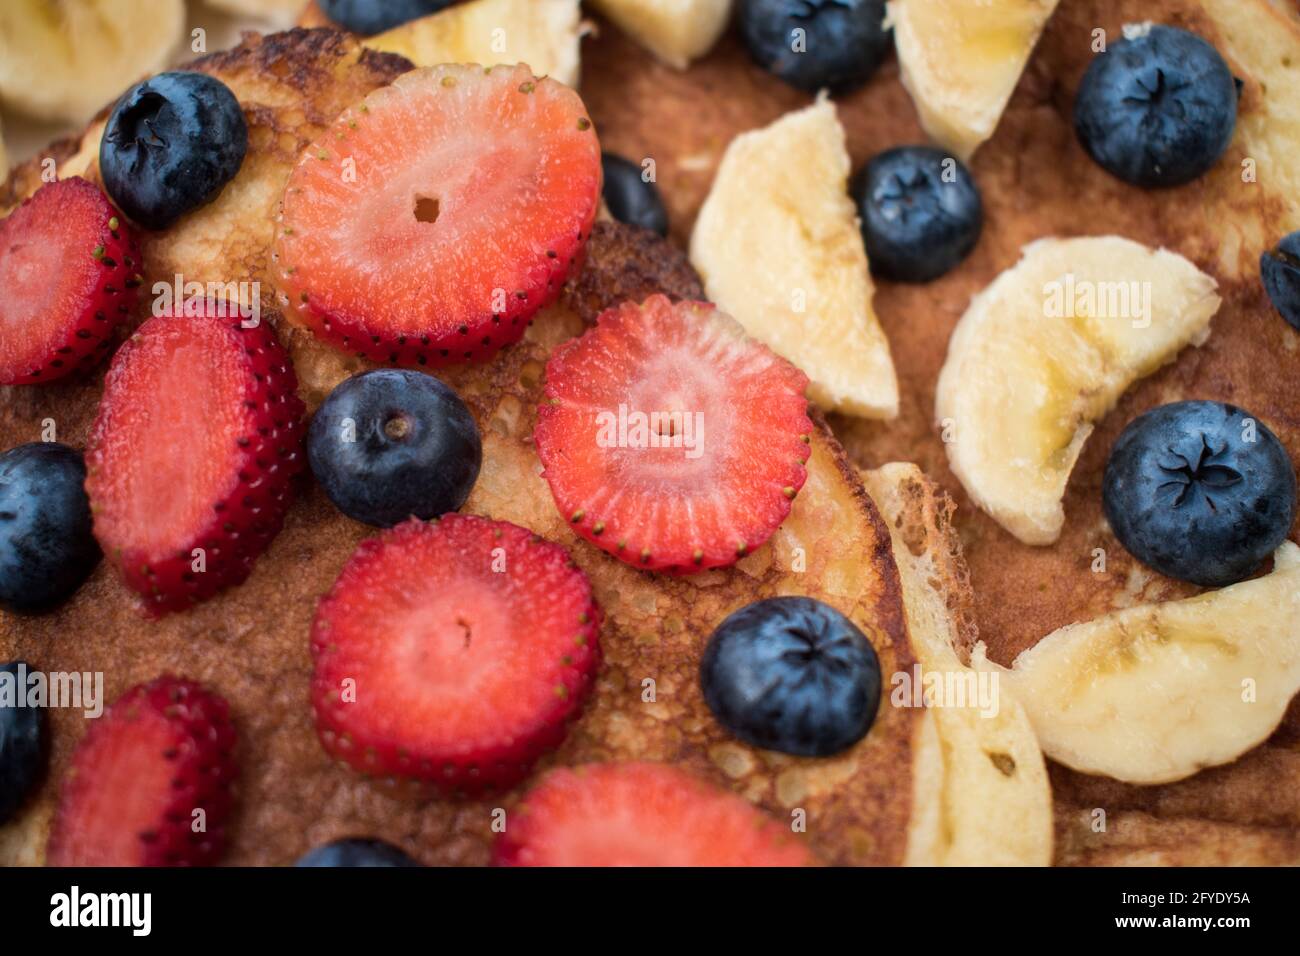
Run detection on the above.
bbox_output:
[0,30,924,865]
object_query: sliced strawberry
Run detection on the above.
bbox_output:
[534,294,813,573]
[272,63,601,367]
[85,308,305,615]
[47,676,238,867]
[311,515,600,794]
[495,761,815,866]
[0,177,142,385]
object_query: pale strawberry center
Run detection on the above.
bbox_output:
[68,710,178,866]
[90,317,249,560]
[0,200,98,368]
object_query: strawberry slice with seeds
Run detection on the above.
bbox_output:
[272,63,601,367]
[47,676,238,867]
[312,515,600,794]
[534,294,813,573]
[0,177,142,385]
[495,761,816,866]
[85,308,305,615]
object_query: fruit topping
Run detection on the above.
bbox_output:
[1103,400,1296,587]
[100,72,249,230]
[890,0,1060,160]
[0,178,141,385]
[739,0,890,94]
[0,442,100,612]
[494,761,815,866]
[47,676,238,866]
[691,98,899,418]
[363,0,583,88]
[533,294,813,573]
[273,63,601,367]
[1261,230,1300,332]
[852,145,983,283]
[601,152,668,237]
[935,236,1220,545]
[307,369,482,528]
[85,308,305,615]
[700,596,882,757]
[972,541,1300,784]
[311,515,601,793]
[1074,24,1238,189]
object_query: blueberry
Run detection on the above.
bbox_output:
[0,443,100,612]
[1103,401,1296,587]
[851,146,983,283]
[1074,25,1238,189]
[319,0,455,34]
[308,369,482,528]
[100,72,248,230]
[740,0,891,94]
[601,153,668,237]
[700,596,881,757]
[295,838,421,867]
[1261,231,1300,332]
[0,661,48,825]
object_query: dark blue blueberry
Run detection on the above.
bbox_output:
[700,596,881,757]
[319,0,455,35]
[0,661,48,825]
[601,153,668,237]
[1261,231,1300,332]
[1074,25,1238,189]
[1103,401,1296,587]
[100,72,248,230]
[0,443,100,612]
[308,369,482,528]
[295,838,421,867]
[740,0,891,94]
[851,146,983,283]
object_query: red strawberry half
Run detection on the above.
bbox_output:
[312,515,600,794]
[272,63,602,367]
[534,294,813,573]
[0,177,142,385]
[47,676,238,867]
[494,761,815,866]
[85,308,305,615]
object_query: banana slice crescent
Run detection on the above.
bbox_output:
[364,0,584,88]
[935,235,1220,545]
[587,0,732,70]
[973,542,1300,785]
[0,0,185,124]
[692,97,900,420]
[889,0,1061,160]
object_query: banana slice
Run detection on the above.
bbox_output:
[588,0,731,69]
[864,463,1052,866]
[364,0,583,87]
[0,0,185,124]
[691,97,900,419]
[0,114,8,183]
[935,236,1219,545]
[889,0,1060,160]
[973,542,1300,784]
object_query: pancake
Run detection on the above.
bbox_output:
[0,30,931,866]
